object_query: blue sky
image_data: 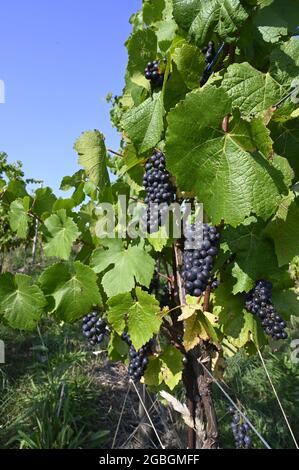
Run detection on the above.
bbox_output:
[0,0,141,192]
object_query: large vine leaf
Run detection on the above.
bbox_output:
[222,62,282,118]
[127,288,162,350]
[159,346,183,390]
[9,196,31,239]
[223,217,281,293]
[39,262,101,323]
[91,243,155,297]
[172,0,248,46]
[269,118,299,180]
[74,130,111,198]
[127,29,157,88]
[254,0,299,44]
[43,209,80,260]
[121,92,165,153]
[33,187,57,217]
[107,288,161,350]
[0,273,47,330]
[270,38,299,89]
[142,0,165,24]
[107,292,133,335]
[172,42,205,90]
[165,86,284,226]
[264,194,299,267]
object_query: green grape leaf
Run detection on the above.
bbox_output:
[53,198,76,212]
[33,187,57,217]
[254,0,299,43]
[229,113,273,158]
[91,243,155,297]
[39,262,101,323]
[0,273,47,330]
[165,86,284,226]
[127,29,157,88]
[108,332,129,362]
[264,194,299,267]
[271,155,294,189]
[172,42,205,89]
[143,0,165,24]
[272,288,299,320]
[4,180,28,204]
[155,18,178,53]
[222,62,282,118]
[144,356,162,387]
[121,92,165,153]
[172,0,248,46]
[9,196,31,239]
[107,292,133,335]
[163,63,189,112]
[127,288,161,350]
[269,118,299,180]
[270,38,299,89]
[223,217,280,293]
[183,312,209,351]
[74,131,111,197]
[108,288,161,350]
[148,225,169,252]
[43,209,80,260]
[159,346,183,390]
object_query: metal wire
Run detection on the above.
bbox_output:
[130,379,165,449]
[206,42,225,73]
[258,349,299,449]
[112,384,131,449]
[199,360,272,449]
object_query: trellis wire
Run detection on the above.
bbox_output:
[130,379,165,449]
[112,383,131,449]
[199,360,272,449]
[258,349,299,449]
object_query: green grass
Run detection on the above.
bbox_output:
[215,347,299,449]
[0,321,109,449]
[1,319,299,449]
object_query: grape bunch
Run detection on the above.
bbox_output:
[82,312,109,346]
[200,41,216,87]
[182,223,220,297]
[211,278,220,290]
[142,150,176,233]
[202,41,216,65]
[121,332,151,382]
[229,407,252,449]
[144,59,166,87]
[245,280,288,341]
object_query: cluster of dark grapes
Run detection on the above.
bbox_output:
[142,150,176,233]
[121,332,151,382]
[229,407,252,449]
[144,59,166,87]
[82,312,109,346]
[211,278,220,290]
[200,41,216,87]
[245,280,288,341]
[182,223,220,297]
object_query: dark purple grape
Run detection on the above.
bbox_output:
[82,313,108,346]
[245,280,288,342]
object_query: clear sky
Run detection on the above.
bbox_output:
[0,0,141,192]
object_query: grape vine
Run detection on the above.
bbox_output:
[1,0,299,450]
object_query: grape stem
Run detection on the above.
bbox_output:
[107,148,124,158]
